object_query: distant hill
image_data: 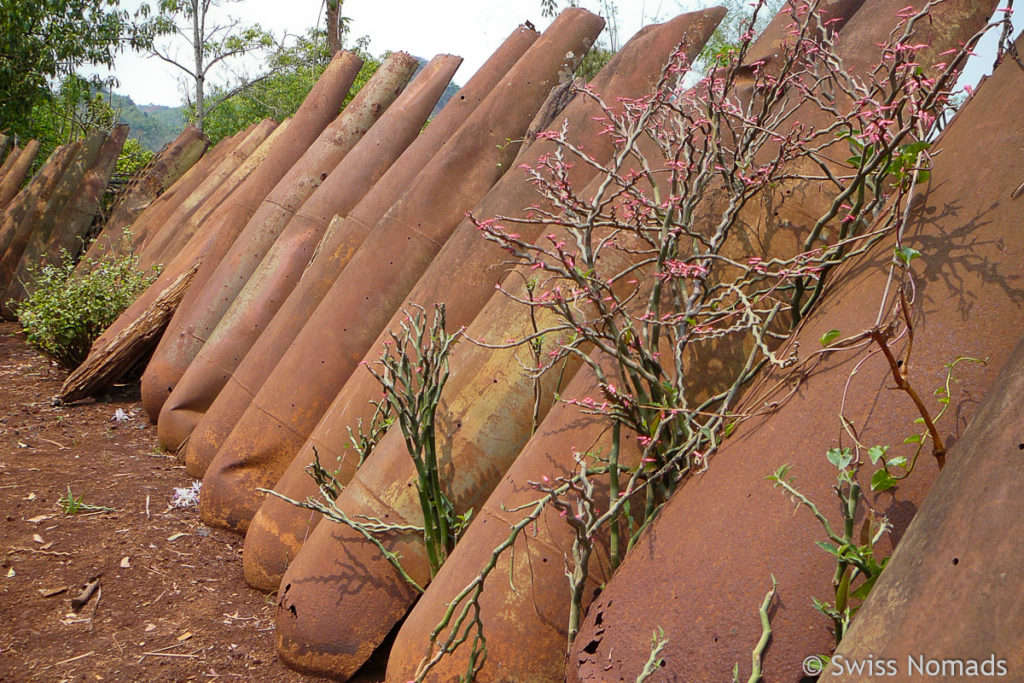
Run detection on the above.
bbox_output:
[105,92,186,152]
[101,57,457,151]
[411,56,461,118]
[435,78,460,118]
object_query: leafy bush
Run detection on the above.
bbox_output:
[197,28,381,144]
[115,137,155,178]
[13,250,155,369]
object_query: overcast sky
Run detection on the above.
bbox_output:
[90,1,1014,108]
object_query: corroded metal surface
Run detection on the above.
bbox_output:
[109,125,208,232]
[265,11,722,680]
[80,50,359,386]
[87,51,360,382]
[141,51,413,421]
[389,360,623,683]
[0,142,80,299]
[155,54,459,452]
[244,7,727,595]
[135,120,277,270]
[81,125,209,264]
[4,129,107,308]
[388,0,997,678]
[139,120,288,271]
[0,144,21,203]
[180,23,538,480]
[36,124,129,268]
[569,21,1020,682]
[820,332,1024,682]
[0,140,40,210]
[137,47,359,272]
[103,127,242,265]
[85,122,288,359]
[198,9,603,537]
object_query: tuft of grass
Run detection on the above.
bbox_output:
[58,486,117,515]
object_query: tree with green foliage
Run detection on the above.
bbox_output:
[0,0,142,140]
[135,0,276,131]
[696,0,784,68]
[114,137,156,178]
[541,0,622,49]
[198,28,380,144]
[575,43,615,81]
[102,91,185,152]
[27,76,119,157]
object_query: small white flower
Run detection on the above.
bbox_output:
[111,408,129,423]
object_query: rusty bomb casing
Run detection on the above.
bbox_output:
[180,22,539,479]
[569,18,1018,682]
[244,7,728,595]
[81,124,209,265]
[140,52,412,420]
[80,49,361,376]
[197,9,605,537]
[155,54,462,452]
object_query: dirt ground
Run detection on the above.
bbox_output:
[0,322,356,682]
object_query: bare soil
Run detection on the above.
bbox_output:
[0,322,325,682]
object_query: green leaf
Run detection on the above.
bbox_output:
[904,434,923,444]
[836,569,852,610]
[820,329,841,347]
[895,246,922,265]
[871,469,897,492]
[766,463,793,483]
[900,140,930,155]
[826,447,853,470]
[867,445,889,464]
[815,541,841,557]
[812,596,834,617]
[849,573,881,601]
[885,456,907,469]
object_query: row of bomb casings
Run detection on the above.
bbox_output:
[65,1,1024,680]
[0,136,41,213]
[0,121,214,311]
[60,48,434,400]
[62,9,605,678]
[0,121,215,312]
[0,123,207,318]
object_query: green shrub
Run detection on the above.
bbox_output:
[13,250,155,369]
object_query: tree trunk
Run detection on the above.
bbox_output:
[327,0,343,55]
[193,0,206,130]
